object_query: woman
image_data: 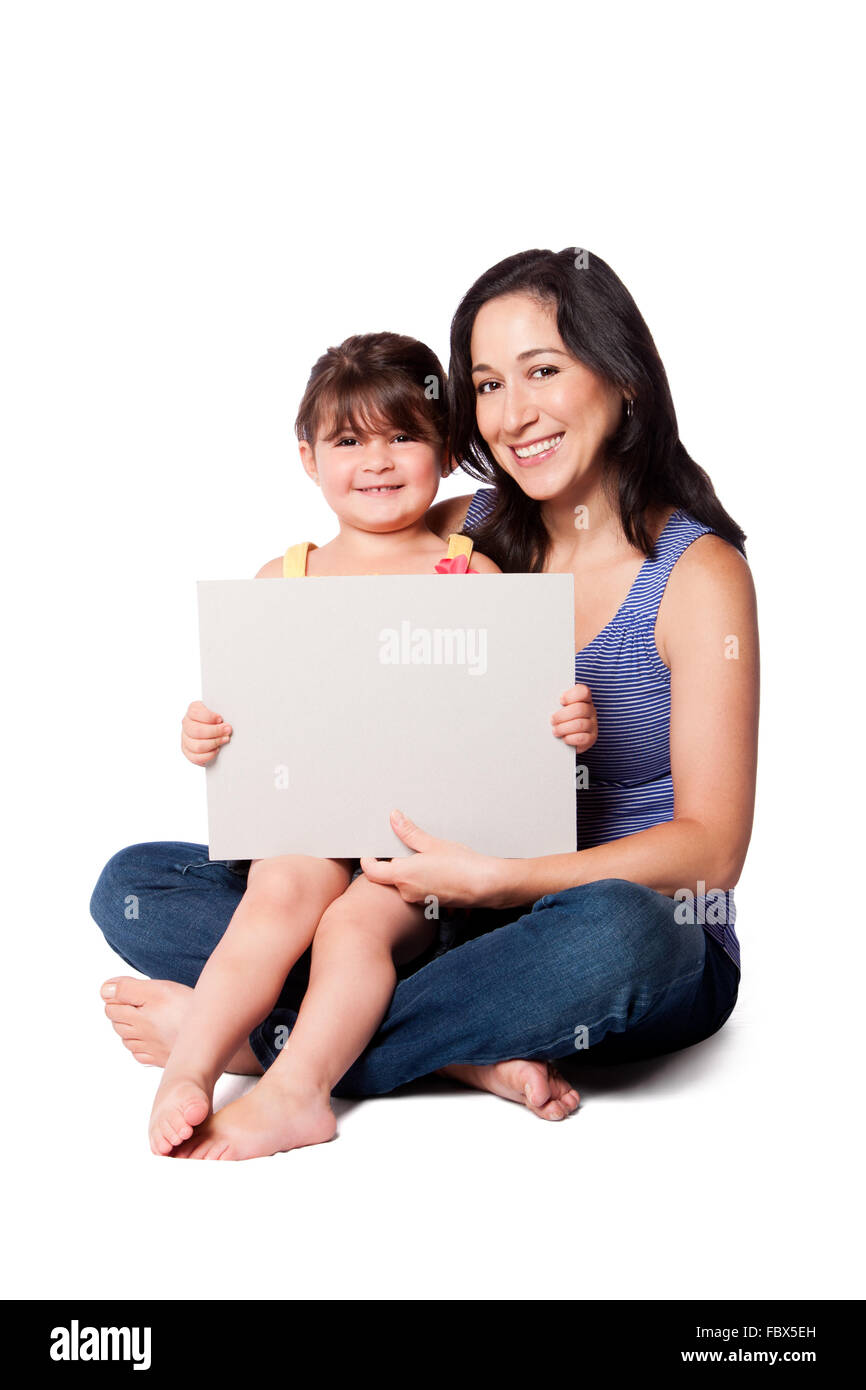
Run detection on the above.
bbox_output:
[91,247,758,1128]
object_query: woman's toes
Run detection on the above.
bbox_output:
[516,1063,579,1120]
[101,976,147,1005]
[104,1003,139,1034]
[523,1077,547,1109]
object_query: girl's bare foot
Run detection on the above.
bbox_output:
[171,1079,337,1161]
[149,1074,212,1156]
[100,977,262,1075]
[440,1059,580,1120]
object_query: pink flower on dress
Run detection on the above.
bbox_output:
[434,554,475,575]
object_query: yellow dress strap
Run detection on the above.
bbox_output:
[282,541,317,577]
[446,532,474,563]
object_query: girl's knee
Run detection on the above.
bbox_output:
[247,855,345,911]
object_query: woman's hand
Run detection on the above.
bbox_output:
[181,700,233,766]
[550,682,598,751]
[360,810,506,908]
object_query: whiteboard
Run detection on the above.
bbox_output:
[198,573,576,861]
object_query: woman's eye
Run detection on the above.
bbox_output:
[476,380,501,395]
[531,366,558,380]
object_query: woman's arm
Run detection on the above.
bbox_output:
[362,537,759,908]
[492,537,759,904]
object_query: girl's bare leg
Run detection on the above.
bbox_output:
[172,876,433,1160]
[148,855,351,1155]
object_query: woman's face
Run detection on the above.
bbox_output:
[470,292,625,502]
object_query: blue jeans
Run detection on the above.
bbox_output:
[89,841,739,1097]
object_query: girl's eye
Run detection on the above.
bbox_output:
[335,437,359,447]
[392,434,413,444]
[531,366,558,380]
[476,380,501,395]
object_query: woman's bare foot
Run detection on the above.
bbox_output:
[149,1074,212,1156]
[440,1059,580,1120]
[100,977,262,1075]
[171,1078,337,1161]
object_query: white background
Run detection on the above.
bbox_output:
[2,1,862,1300]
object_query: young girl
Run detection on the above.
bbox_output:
[149,332,594,1160]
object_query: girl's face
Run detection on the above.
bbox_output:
[300,420,446,532]
[470,292,625,502]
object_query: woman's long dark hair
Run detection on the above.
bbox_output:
[448,248,746,571]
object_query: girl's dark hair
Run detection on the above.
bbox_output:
[448,248,746,571]
[295,331,448,450]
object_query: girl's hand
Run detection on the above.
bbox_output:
[360,810,503,908]
[550,682,598,751]
[181,700,233,766]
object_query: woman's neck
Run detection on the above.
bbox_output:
[541,474,631,568]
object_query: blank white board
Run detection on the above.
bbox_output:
[198,574,576,861]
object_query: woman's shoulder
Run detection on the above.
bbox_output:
[464,487,497,525]
[656,519,756,665]
[665,510,751,579]
[666,529,754,606]
[426,489,486,539]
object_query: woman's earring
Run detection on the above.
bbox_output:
[625,398,634,418]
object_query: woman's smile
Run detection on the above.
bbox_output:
[509,432,565,465]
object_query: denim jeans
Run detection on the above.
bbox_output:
[89,841,739,1098]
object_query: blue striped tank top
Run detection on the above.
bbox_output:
[464,489,740,971]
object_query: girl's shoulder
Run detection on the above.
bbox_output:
[437,531,500,575]
[467,549,500,573]
[254,555,285,578]
[255,542,318,578]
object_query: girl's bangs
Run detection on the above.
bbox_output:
[318,376,442,445]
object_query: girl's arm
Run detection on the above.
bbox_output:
[180,557,280,764]
[362,537,759,907]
